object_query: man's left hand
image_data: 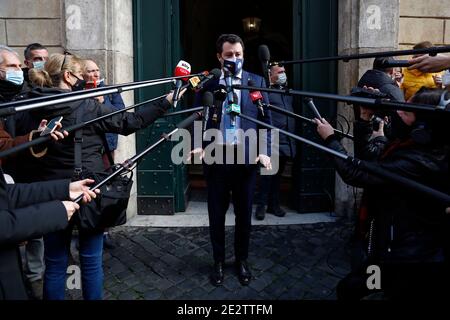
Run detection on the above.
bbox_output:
[69,179,101,204]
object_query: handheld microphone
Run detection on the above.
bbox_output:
[258,45,271,87]
[377,59,411,69]
[212,85,227,125]
[202,91,214,132]
[223,60,236,104]
[172,60,191,108]
[222,60,241,126]
[188,68,221,92]
[303,97,323,120]
[248,79,265,116]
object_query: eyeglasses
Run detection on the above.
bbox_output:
[60,50,73,71]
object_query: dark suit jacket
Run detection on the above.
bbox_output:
[194,70,272,164]
[268,90,296,158]
[0,171,70,300]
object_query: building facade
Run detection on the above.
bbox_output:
[1,0,449,219]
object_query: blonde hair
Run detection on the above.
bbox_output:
[31,53,84,88]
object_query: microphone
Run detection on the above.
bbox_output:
[374,57,411,69]
[303,97,323,120]
[188,68,221,92]
[248,79,265,116]
[212,85,227,125]
[202,91,214,132]
[258,45,271,87]
[172,60,191,108]
[223,59,236,104]
[222,60,241,126]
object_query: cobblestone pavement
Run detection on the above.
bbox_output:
[67,219,354,300]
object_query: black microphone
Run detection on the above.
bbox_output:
[374,57,411,69]
[202,91,214,132]
[258,45,271,87]
[223,61,240,127]
[189,68,221,92]
[303,97,323,120]
[176,110,203,130]
[212,85,227,126]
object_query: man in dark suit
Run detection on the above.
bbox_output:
[255,64,296,220]
[194,34,273,286]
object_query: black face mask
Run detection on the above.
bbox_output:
[0,79,23,101]
[70,73,86,91]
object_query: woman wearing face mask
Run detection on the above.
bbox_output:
[313,88,450,300]
[19,53,179,300]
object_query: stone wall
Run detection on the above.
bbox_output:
[0,0,64,60]
[1,0,137,219]
[63,0,137,219]
[336,0,400,218]
[399,0,450,49]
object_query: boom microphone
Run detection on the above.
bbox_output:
[188,68,221,92]
[303,97,323,120]
[258,45,271,87]
[202,91,214,132]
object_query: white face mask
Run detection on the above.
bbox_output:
[276,72,287,85]
[5,69,24,86]
[32,61,46,70]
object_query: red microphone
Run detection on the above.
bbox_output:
[250,90,263,104]
[173,60,191,108]
[248,80,265,116]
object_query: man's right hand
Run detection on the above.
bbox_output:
[186,147,205,163]
[408,54,450,73]
[62,201,80,221]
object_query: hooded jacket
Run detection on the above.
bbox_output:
[358,69,405,102]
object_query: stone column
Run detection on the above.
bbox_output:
[63,0,137,219]
[336,0,399,218]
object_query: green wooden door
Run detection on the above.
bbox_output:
[133,0,338,215]
[292,0,338,213]
[133,0,188,215]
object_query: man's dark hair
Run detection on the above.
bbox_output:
[216,34,245,54]
[413,41,433,50]
[24,43,47,60]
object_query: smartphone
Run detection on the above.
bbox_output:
[40,116,63,136]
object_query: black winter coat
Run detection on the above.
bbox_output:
[325,135,449,264]
[0,169,69,300]
[14,87,171,181]
[268,90,296,158]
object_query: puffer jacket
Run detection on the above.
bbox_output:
[325,134,449,265]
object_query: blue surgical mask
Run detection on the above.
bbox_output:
[276,72,287,86]
[5,70,24,86]
[33,61,46,70]
[224,57,244,76]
